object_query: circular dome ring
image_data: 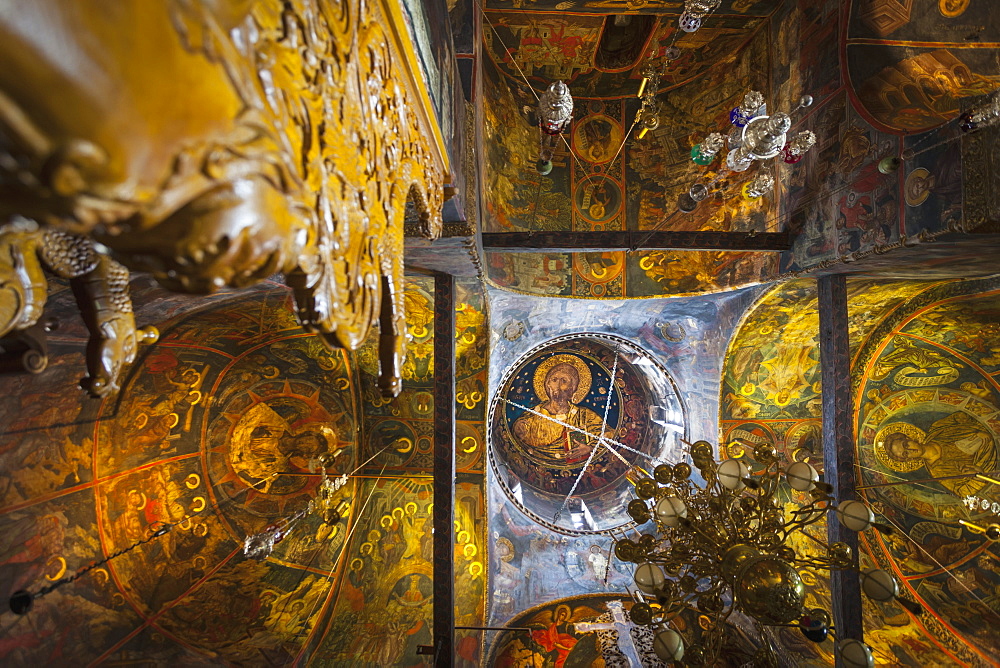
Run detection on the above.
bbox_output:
[488,333,686,534]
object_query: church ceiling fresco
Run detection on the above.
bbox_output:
[354,276,489,475]
[1,288,358,664]
[490,492,634,626]
[311,274,489,666]
[721,280,823,424]
[779,0,1000,277]
[307,477,486,666]
[481,0,1000,300]
[486,284,761,627]
[483,12,766,98]
[849,46,1000,133]
[721,275,1000,666]
[775,58,903,273]
[482,18,780,298]
[0,276,488,665]
[489,333,685,533]
[771,0,842,110]
[854,278,1000,666]
[485,593,761,667]
[847,0,1000,133]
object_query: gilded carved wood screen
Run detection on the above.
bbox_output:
[0,0,450,396]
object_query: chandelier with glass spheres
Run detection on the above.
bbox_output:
[614,438,919,667]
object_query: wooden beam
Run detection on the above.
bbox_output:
[432,272,456,668]
[818,274,864,659]
[480,230,791,253]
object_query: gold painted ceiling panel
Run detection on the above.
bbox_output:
[0,276,489,665]
[721,276,1000,666]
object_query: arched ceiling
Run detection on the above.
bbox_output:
[481,4,781,298]
[480,0,1000,299]
[847,0,1000,133]
[721,274,1000,666]
[0,276,490,665]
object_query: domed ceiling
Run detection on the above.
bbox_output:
[0,276,489,666]
[484,280,762,641]
[2,1,1000,666]
[488,333,684,533]
[480,0,1000,299]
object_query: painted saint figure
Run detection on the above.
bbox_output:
[530,604,578,668]
[513,355,609,467]
[228,401,336,492]
[879,411,998,497]
[395,574,429,605]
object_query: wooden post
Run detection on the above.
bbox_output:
[480,230,791,252]
[432,272,456,667]
[818,274,864,659]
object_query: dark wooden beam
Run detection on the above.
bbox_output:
[432,272,456,668]
[480,230,792,253]
[818,274,864,659]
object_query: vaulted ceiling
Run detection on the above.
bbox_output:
[479,0,1000,299]
[1,1,999,666]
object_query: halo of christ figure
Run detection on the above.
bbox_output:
[512,354,614,468]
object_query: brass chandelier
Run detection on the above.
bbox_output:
[614,439,918,666]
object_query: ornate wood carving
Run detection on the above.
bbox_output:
[0,220,158,395]
[0,0,449,395]
[962,93,1000,233]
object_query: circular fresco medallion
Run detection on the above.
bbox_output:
[488,334,685,533]
[575,175,622,223]
[203,336,358,534]
[938,0,969,17]
[904,167,933,207]
[94,314,360,628]
[572,114,624,165]
[209,378,354,502]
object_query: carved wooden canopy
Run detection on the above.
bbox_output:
[0,0,451,395]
